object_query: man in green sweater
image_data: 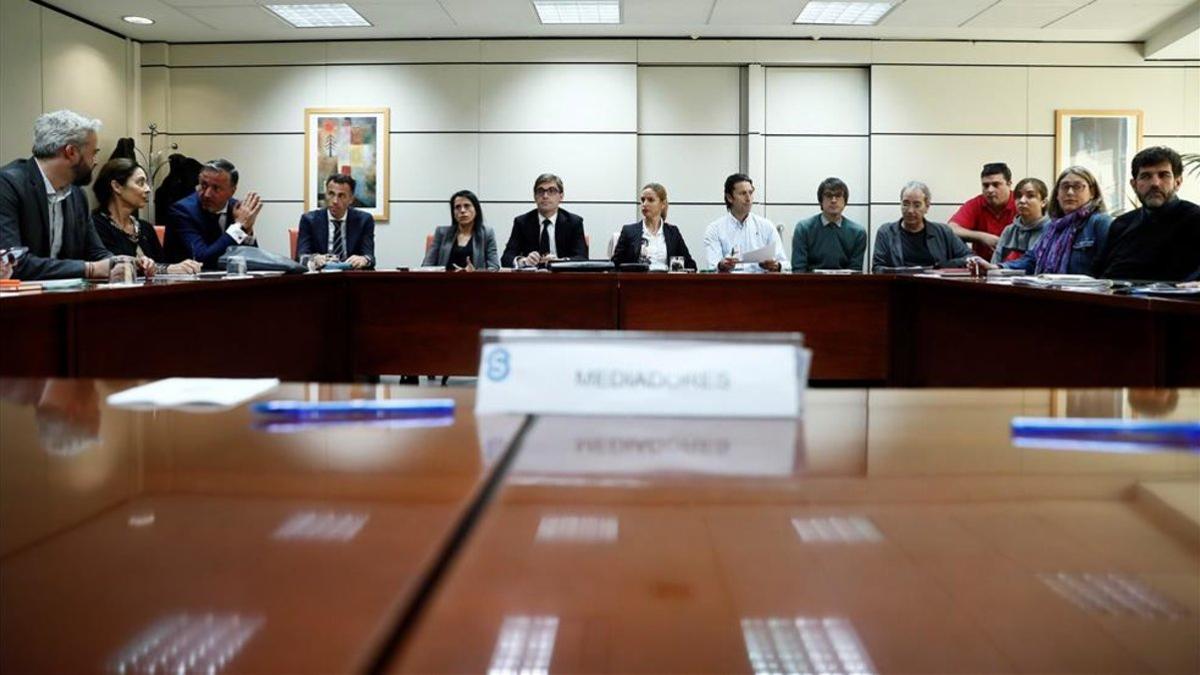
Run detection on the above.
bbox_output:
[791,177,867,272]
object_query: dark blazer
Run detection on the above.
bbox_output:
[423,224,500,270]
[872,219,972,270]
[0,157,110,280]
[296,207,375,268]
[501,208,588,267]
[610,221,697,270]
[93,212,167,261]
[165,192,255,268]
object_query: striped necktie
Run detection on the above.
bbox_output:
[331,219,344,258]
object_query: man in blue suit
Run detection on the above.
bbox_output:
[164,158,262,268]
[296,173,375,269]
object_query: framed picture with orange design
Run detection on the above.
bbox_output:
[305,107,390,222]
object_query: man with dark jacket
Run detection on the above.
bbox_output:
[164,158,262,268]
[501,173,588,268]
[0,110,112,280]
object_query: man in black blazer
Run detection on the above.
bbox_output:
[0,110,112,280]
[501,173,588,268]
[296,173,375,268]
[164,158,262,268]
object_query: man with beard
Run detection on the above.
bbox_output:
[1093,146,1200,281]
[0,110,113,280]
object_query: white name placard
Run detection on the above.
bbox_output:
[475,330,809,418]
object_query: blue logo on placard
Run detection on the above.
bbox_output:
[485,348,511,382]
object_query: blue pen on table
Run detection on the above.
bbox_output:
[252,398,455,420]
[1012,417,1200,452]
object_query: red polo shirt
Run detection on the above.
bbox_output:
[950,193,1016,261]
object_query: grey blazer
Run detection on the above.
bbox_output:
[422,224,500,270]
[872,219,972,271]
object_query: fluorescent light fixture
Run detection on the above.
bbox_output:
[533,0,621,25]
[488,616,558,675]
[792,516,883,543]
[264,3,371,28]
[272,511,369,542]
[122,16,155,25]
[1038,572,1187,619]
[535,515,618,543]
[742,617,876,675]
[794,1,895,25]
[108,613,265,675]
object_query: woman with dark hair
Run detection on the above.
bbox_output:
[611,182,696,270]
[92,158,201,275]
[422,189,499,271]
[969,166,1111,275]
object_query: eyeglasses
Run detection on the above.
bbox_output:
[535,187,561,196]
[1058,182,1089,194]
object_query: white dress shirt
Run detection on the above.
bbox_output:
[35,160,70,258]
[639,220,669,270]
[216,201,255,245]
[327,209,345,256]
[703,211,790,272]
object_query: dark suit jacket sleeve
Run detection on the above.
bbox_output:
[296,212,316,257]
[0,170,85,280]
[422,226,445,267]
[359,213,375,268]
[565,212,588,260]
[611,224,638,264]
[501,216,525,268]
[668,225,697,270]
[170,201,235,265]
[483,227,500,270]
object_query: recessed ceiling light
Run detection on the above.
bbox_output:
[533,0,621,25]
[264,3,371,28]
[122,15,155,25]
[794,1,896,26]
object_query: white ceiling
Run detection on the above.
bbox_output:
[40,0,1200,47]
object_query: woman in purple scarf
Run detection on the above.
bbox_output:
[969,166,1111,276]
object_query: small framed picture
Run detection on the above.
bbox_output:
[304,107,390,222]
[1055,110,1143,212]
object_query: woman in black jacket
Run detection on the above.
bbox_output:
[92,158,201,275]
[611,182,696,270]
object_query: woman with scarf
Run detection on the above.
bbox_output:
[968,166,1110,276]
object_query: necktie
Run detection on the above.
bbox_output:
[331,219,344,258]
[539,218,551,255]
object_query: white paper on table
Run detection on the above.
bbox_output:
[736,243,776,264]
[107,378,280,411]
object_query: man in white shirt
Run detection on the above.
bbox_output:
[164,158,263,269]
[704,173,788,273]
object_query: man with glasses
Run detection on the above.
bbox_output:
[165,158,263,269]
[501,173,588,268]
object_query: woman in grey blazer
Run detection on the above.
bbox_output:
[422,189,500,270]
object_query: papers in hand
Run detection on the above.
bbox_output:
[107,378,280,411]
[736,243,776,265]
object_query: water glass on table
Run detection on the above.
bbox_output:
[669,256,686,273]
[226,255,247,277]
[108,255,137,285]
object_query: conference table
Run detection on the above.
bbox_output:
[2,379,1196,673]
[2,271,1198,387]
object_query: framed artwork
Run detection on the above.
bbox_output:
[305,107,390,222]
[1055,109,1143,213]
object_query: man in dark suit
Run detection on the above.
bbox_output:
[501,173,588,268]
[296,173,375,269]
[0,110,113,280]
[164,158,262,268]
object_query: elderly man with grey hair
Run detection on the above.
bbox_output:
[0,109,113,280]
[872,181,972,271]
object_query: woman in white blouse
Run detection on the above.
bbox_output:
[611,182,696,270]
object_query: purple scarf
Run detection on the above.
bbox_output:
[1032,207,1092,275]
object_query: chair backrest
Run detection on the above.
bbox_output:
[606,230,621,258]
[425,233,434,254]
[288,228,298,261]
[153,225,165,247]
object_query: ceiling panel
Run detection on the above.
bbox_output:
[963,0,1093,29]
[623,0,715,25]
[1047,2,1192,32]
[708,0,803,26]
[881,0,1002,27]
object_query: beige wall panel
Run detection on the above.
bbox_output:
[170,66,325,133]
[1142,136,1200,204]
[326,40,481,64]
[480,64,636,132]
[638,66,740,134]
[870,41,1148,67]
[327,64,480,132]
[870,135,1028,205]
[1,0,43,161]
[390,133,479,201]
[871,65,1027,135]
[140,66,169,132]
[140,42,167,66]
[167,134,303,201]
[478,133,635,202]
[753,40,874,66]
[638,135,740,204]
[765,67,869,135]
[481,40,636,63]
[170,43,327,67]
[764,136,869,205]
[766,205,870,270]
[250,202,306,263]
[40,9,127,139]
[376,202,446,268]
[1027,67,1191,136]
[1186,68,1199,135]
[635,40,759,65]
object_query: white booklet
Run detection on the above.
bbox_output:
[107,378,280,411]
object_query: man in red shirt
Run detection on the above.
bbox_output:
[949,162,1017,261]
